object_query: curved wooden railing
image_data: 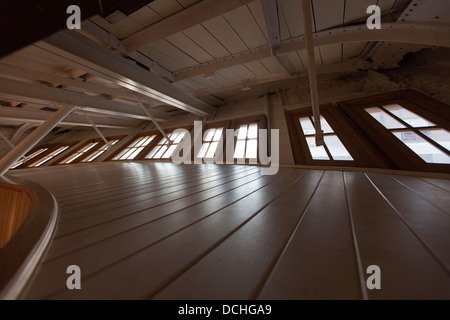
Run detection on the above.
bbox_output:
[0,176,58,300]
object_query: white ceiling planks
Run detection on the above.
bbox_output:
[148,40,200,70]
[297,48,323,68]
[312,0,345,31]
[148,0,185,18]
[285,51,305,72]
[176,0,203,8]
[343,42,367,61]
[377,0,398,11]
[202,16,249,54]
[182,25,231,59]
[244,60,272,77]
[260,57,288,74]
[344,0,376,23]
[139,44,186,72]
[223,5,269,49]
[128,5,162,27]
[319,43,343,65]
[165,32,214,64]
[112,16,146,36]
[89,16,129,39]
[247,1,269,41]
[278,0,305,39]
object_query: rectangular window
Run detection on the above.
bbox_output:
[28,146,70,167]
[59,142,100,164]
[197,127,224,159]
[234,123,258,160]
[10,148,48,169]
[365,104,450,164]
[113,135,156,160]
[145,130,187,160]
[299,116,353,161]
[81,139,120,163]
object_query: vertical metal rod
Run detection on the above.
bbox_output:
[301,0,324,146]
[135,95,171,141]
[82,112,111,148]
[0,105,74,175]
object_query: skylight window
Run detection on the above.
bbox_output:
[113,135,156,160]
[28,146,70,167]
[366,104,450,164]
[59,142,99,164]
[10,148,48,169]
[234,123,258,160]
[299,116,353,161]
[197,127,223,159]
[82,139,120,162]
[145,130,187,160]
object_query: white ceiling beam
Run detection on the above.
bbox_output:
[0,63,165,108]
[0,107,138,129]
[261,0,297,74]
[0,78,169,122]
[121,0,255,53]
[174,22,450,81]
[80,21,175,82]
[39,30,216,117]
[193,58,370,96]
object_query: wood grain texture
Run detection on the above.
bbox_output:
[0,184,34,248]
[6,162,450,299]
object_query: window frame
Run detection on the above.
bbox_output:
[230,115,267,165]
[57,135,125,165]
[25,142,76,168]
[285,104,389,168]
[143,126,193,162]
[338,89,450,173]
[194,120,231,163]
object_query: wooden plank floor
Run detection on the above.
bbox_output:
[8,162,450,299]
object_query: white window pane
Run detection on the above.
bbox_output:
[392,131,450,164]
[206,142,219,158]
[135,136,148,147]
[213,128,223,141]
[120,148,136,160]
[174,131,186,143]
[162,145,178,158]
[421,129,450,152]
[83,151,101,162]
[319,116,334,134]
[324,135,353,161]
[246,139,257,159]
[237,125,247,140]
[158,137,167,145]
[11,148,48,169]
[197,142,210,158]
[130,138,142,147]
[247,123,258,139]
[113,149,128,160]
[234,140,246,158]
[62,153,82,164]
[306,137,330,160]
[366,107,406,129]
[154,145,168,159]
[384,104,435,127]
[128,147,144,160]
[204,129,215,142]
[145,146,160,159]
[300,117,315,135]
